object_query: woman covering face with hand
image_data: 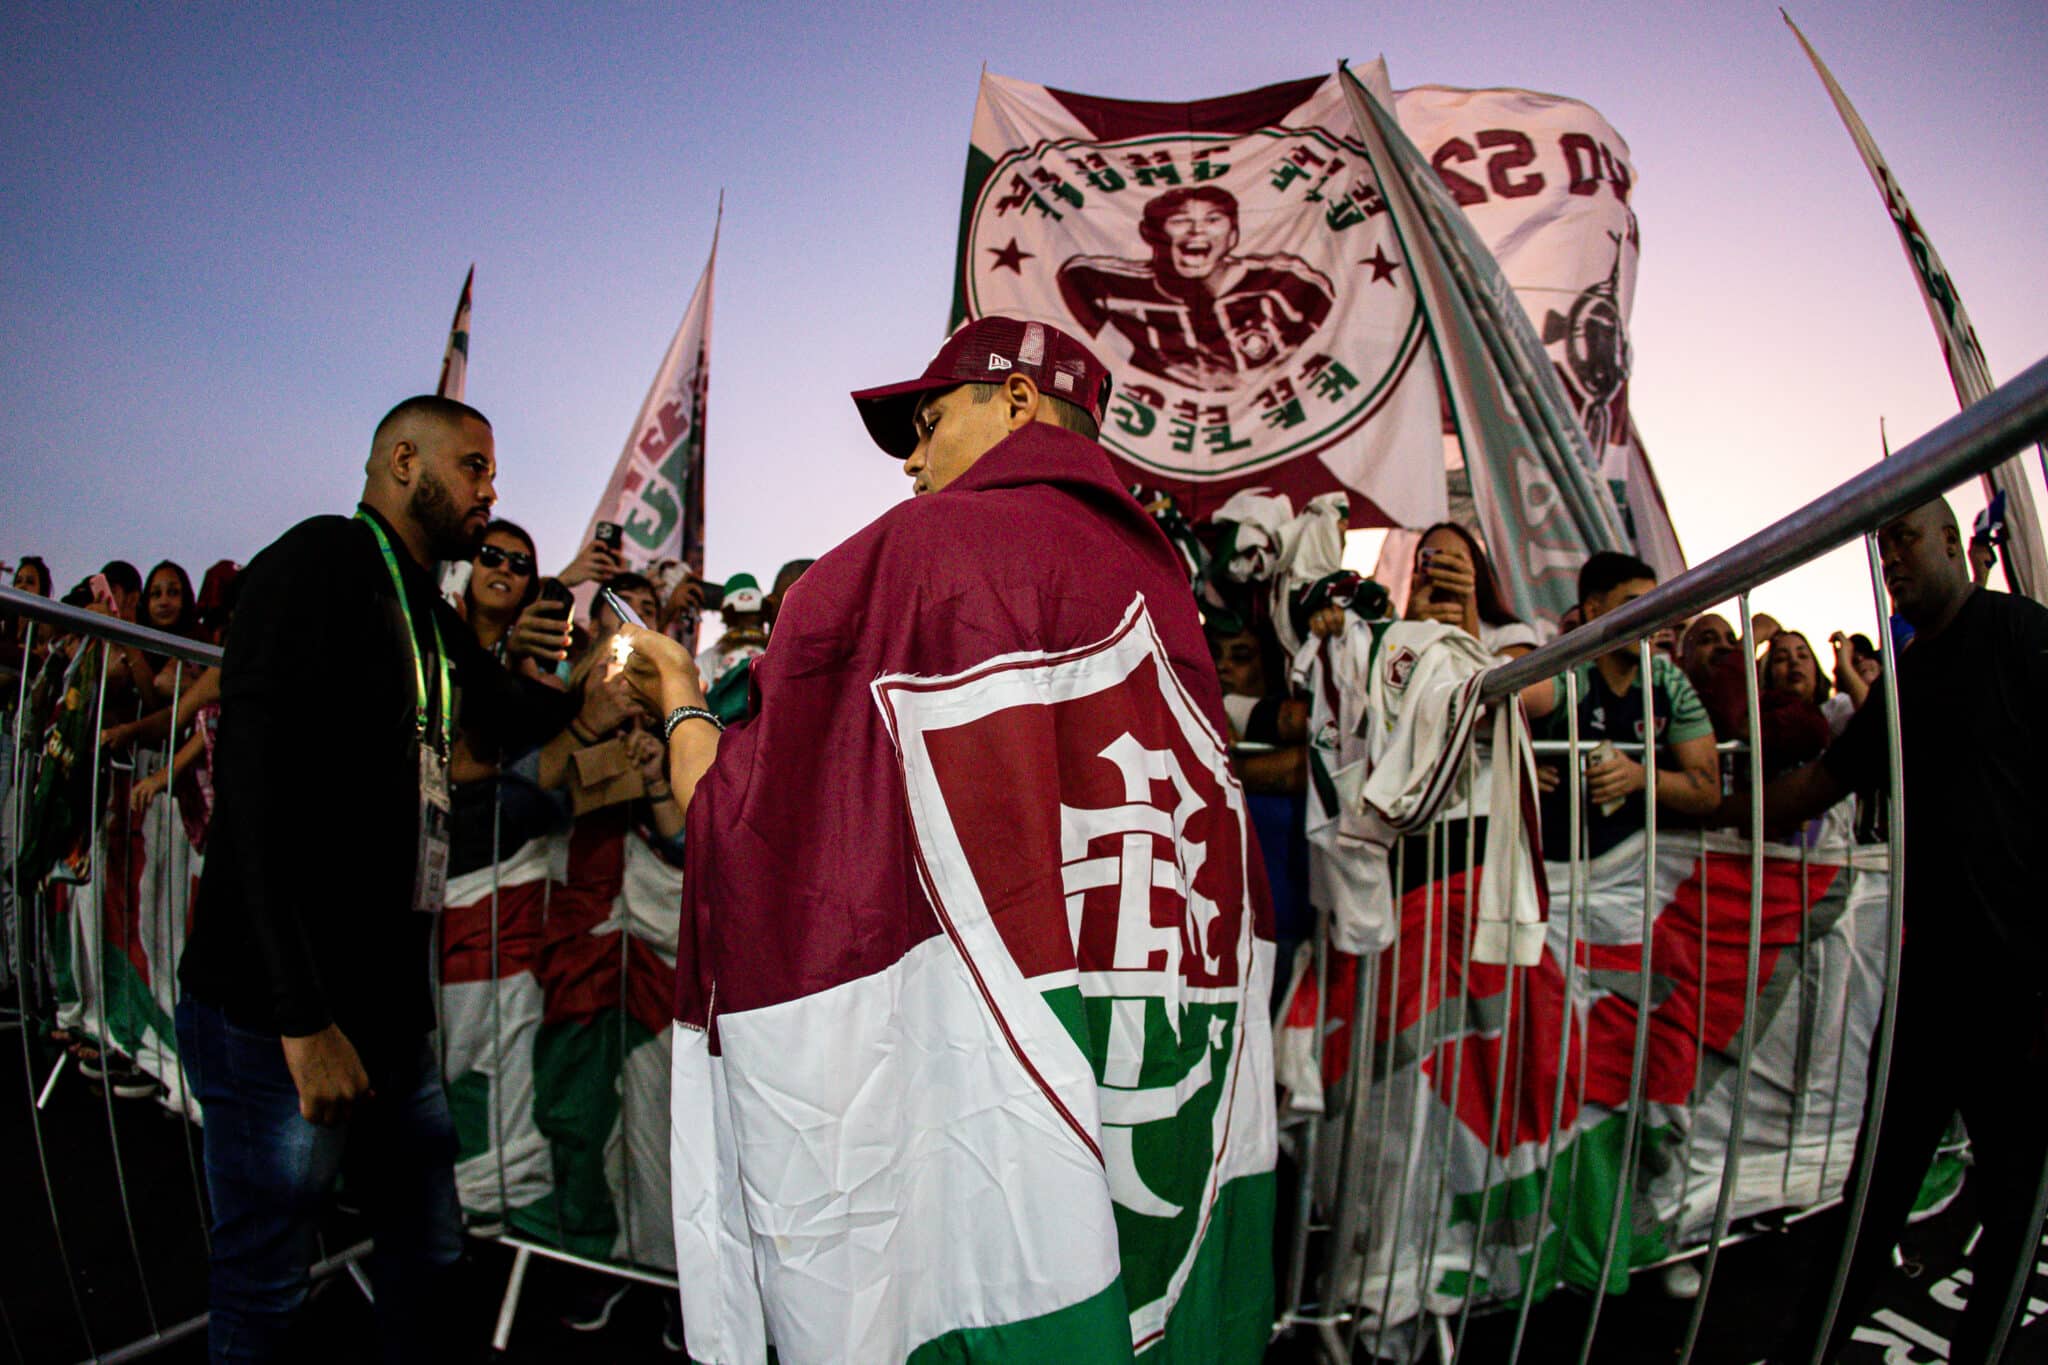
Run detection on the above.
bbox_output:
[1404,522,1540,659]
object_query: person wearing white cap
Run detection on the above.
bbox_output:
[694,571,768,685]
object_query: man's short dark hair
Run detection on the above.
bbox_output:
[963,381,1100,442]
[373,394,491,448]
[606,571,653,598]
[1578,551,1656,606]
[100,560,141,596]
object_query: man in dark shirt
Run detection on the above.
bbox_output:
[1763,499,2048,1364]
[176,395,577,1363]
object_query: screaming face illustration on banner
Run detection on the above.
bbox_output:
[954,67,1448,528]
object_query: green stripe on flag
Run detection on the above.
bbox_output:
[909,1277,1132,1364]
[1148,1170,1275,1363]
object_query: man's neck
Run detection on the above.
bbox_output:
[1907,582,1975,645]
[360,496,433,570]
[1594,648,1640,694]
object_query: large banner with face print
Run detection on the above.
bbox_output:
[950,62,1449,530]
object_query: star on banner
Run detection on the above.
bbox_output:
[1361,247,1400,285]
[988,237,1035,274]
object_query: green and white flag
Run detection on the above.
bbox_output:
[584,209,717,577]
[951,64,1447,529]
[436,264,474,401]
[1341,65,1632,623]
[1391,85,1684,580]
[1786,13,2046,604]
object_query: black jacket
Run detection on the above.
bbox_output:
[179,506,574,1059]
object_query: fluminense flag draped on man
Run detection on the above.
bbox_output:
[951,61,1446,528]
[668,317,1277,1363]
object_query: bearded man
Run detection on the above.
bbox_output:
[177,395,580,1363]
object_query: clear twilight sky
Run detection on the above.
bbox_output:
[4,2,2045,647]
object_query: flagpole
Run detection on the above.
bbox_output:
[1784,10,2048,603]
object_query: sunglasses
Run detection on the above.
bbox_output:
[475,545,535,575]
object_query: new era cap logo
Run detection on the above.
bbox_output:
[987,354,1012,371]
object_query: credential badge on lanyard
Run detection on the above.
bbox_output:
[358,513,455,914]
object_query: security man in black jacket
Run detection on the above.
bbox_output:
[178,395,575,1363]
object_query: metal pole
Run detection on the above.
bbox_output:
[490,781,510,1227]
[1668,827,1711,1255]
[1350,840,1410,1358]
[1282,904,1331,1319]
[7,623,99,1356]
[161,660,211,1252]
[1506,667,1584,1365]
[1368,826,1433,1358]
[1477,352,2048,707]
[1804,533,1911,1363]
[1574,642,1660,1365]
[88,642,163,1335]
[1677,593,1770,1362]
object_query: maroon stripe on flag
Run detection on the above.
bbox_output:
[1045,74,1328,141]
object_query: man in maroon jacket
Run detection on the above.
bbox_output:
[619,317,1277,1362]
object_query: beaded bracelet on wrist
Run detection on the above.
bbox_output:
[663,706,724,743]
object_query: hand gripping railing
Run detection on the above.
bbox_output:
[1463,351,2048,1363]
[1476,352,2048,708]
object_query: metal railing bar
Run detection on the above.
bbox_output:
[1479,353,2048,705]
[1665,829,1711,1258]
[1804,533,1912,1362]
[1677,593,1771,1361]
[1505,665,1584,1365]
[72,1239,375,1365]
[495,1233,681,1290]
[0,588,221,671]
[9,622,100,1357]
[1785,838,1814,1206]
[1370,825,1435,1358]
[1415,751,1482,1357]
[1281,905,1330,1320]
[1573,641,1661,1365]
[1349,841,1408,1358]
[87,643,163,1337]
[159,660,211,1255]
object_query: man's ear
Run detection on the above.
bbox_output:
[388,438,419,487]
[1004,374,1041,431]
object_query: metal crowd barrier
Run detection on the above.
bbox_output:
[1273,353,2048,1362]
[6,353,2048,1364]
[0,586,682,1361]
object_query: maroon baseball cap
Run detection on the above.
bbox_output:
[850,316,1114,460]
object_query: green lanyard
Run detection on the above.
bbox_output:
[357,511,453,752]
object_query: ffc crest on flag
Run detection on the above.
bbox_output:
[584,214,718,575]
[952,64,1448,529]
[437,264,474,401]
[1785,14,2047,604]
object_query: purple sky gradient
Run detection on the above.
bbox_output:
[4,2,2044,645]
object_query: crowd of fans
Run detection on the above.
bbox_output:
[0,538,808,1103]
[0,491,1992,1350]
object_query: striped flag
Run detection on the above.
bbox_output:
[582,207,718,579]
[1339,65,1632,625]
[437,264,474,401]
[1785,13,2047,604]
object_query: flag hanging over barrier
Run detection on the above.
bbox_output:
[437,265,474,402]
[1341,65,1633,625]
[1784,14,2047,605]
[1278,825,1898,1331]
[583,206,718,577]
[1390,85,1685,580]
[950,64,1447,528]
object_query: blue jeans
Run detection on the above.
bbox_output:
[176,998,464,1364]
